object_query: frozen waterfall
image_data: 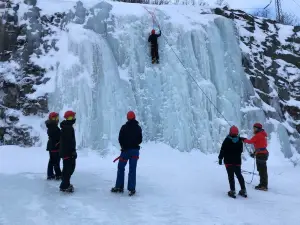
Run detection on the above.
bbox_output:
[48,3,261,152]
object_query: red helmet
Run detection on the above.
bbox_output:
[253,123,262,129]
[127,111,136,120]
[229,126,239,136]
[64,110,76,120]
[49,112,59,120]
[151,29,155,34]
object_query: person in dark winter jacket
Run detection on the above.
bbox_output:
[59,110,77,192]
[111,111,143,196]
[219,126,247,198]
[241,123,269,191]
[45,112,62,180]
[148,29,161,64]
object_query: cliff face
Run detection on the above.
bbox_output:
[0,1,299,156]
[215,8,300,153]
[0,0,52,145]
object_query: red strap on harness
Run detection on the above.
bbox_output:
[51,150,59,153]
[63,157,70,160]
[113,155,139,163]
[225,164,241,168]
[113,157,120,163]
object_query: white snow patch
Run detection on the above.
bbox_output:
[262,101,276,112]
[0,142,299,224]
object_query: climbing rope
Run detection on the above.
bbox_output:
[244,158,256,184]
[143,7,256,184]
[144,7,231,125]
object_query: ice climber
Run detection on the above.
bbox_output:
[45,112,62,180]
[218,126,247,198]
[111,111,143,196]
[59,110,77,193]
[148,29,161,64]
[241,123,269,191]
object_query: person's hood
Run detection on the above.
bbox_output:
[45,120,58,128]
[257,129,267,137]
[126,119,139,125]
[60,119,76,129]
[227,135,239,143]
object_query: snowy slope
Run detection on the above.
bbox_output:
[0,144,299,225]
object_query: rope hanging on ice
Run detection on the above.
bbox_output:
[143,6,160,30]
[143,6,257,184]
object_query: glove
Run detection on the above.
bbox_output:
[240,137,246,141]
[72,151,77,159]
[250,152,255,158]
[219,159,222,165]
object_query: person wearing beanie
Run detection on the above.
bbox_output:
[148,28,161,64]
[59,110,77,193]
[241,123,269,191]
[111,111,143,196]
[45,112,62,180]
[218,126,247,198]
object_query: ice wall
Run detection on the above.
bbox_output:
[48,2,267,153]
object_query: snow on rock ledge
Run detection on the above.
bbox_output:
[215,8,300,155]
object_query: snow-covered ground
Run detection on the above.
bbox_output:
[0,143,299,225]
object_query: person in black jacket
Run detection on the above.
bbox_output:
[59,110,77,192]
[111,111,142,196]
[218,126,247,198]
[46,112,61,180]
[148,29,161,64]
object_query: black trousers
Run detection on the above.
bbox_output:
[47,152,61,177]
[151,45,159,61]
[226,165,246,191]
[60,157,76,189]
[256,153,268,187]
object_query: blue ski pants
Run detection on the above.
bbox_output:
[115,149,139,191]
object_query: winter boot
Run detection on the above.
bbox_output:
[55,176,62,181]
[255,184,261,189]
[47,175,55,180]
[255,185,268,191]
[111,187,124,193]
[152,58,156,64]
[228,190,236,198]
[156,59,159,64]
[238,189,247,198]
[60,184,74,193]
[129,190,136,196]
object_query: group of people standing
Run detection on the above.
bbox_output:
[46,110,268,197]
[218,123,269,198]
[46,110,77,192]
[45,110,142,195]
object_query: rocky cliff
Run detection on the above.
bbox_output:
[215,7,300,153]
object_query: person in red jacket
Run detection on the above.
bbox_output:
[241,123,269,191]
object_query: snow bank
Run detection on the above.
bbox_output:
[0,143,299,225]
